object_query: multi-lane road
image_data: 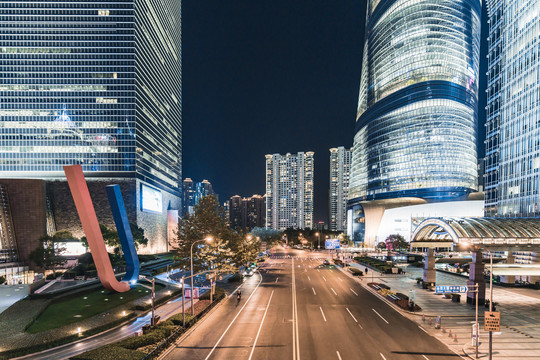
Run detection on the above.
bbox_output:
[162,247,464,360]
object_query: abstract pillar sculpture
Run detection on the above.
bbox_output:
[64,165,137,292]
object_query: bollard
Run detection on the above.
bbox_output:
[442,327,446,333]
[422,314,426,322]
[454,334,458,343]
[428,318,432,325]
[448,329,452,338]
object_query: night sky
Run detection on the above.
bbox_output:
[181,1,488,224]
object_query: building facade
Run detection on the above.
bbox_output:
[265,152,314,230]
[182,178,195,216]
[195,179,216,204]
[0,0,182,257]
[485,0,540,217]
[228,194,266,232]
[329,147,351,231]
[348,0,482,246]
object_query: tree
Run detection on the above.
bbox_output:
[385,234,407,252]
[250,227,283,245]
[376,241,387,250]
[172,195,239,273]
[29,234,67,273]
[80,223,148,251]
[235,235,261,268]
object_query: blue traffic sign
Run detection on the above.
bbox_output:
[325,239,340,249]
[435,285,468,294]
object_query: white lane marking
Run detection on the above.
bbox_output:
[275,278,279,283]
[346,308,358,323]
[317,269,320,272]
[449,347,468,359]
[372,308,389,324]
[312,287,317,295]
[292,258,300,360]
[329,269,334,272]
[319,307,327,322]
[322,276,327,282]
[204,272,263,360]
[418,325,428,334]
[307,276,311,281]
[336,350,343,360]
[350,288,358,296]
[330,287,337,296]
[358,323,364,329]
[380,354,387,360]
[422,355,429,360]
[338,278,343,282]
[248,290,275,360]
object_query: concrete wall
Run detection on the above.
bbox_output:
[0,179,47,265]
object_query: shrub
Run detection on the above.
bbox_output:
[228,273,243,283]
[117,321,176,350]
[348,268,363,276]
[0,276,5,285]
[168,313,194,326]
[199,286,225,300]
[71,345,145,360]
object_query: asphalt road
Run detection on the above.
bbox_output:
[162,247,464,360]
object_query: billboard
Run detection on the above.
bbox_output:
[325,238,340,249]
[141,184,162,213]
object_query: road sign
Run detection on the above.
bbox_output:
[484,311,500,332]
[325,239,340,249]
[185,288,199,299]
[435,285,468,294]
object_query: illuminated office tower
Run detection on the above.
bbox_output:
[485,0,540,217]
[329,147,351,231]
[0,0,182,255]
[347,0,482,246]
[265,152,314,230]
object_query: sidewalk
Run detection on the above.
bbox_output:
[344,262,540,359]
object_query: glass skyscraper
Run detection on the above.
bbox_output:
[0,0,182,198]
[485,0,540,217]
[0,0,182,254]
[348,0,482,244]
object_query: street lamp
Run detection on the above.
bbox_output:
[138,275,156,326]
[485,248,494,360]
[315,232,320,250]
[190,236,213,315]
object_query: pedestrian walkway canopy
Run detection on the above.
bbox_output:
[410,217,540,251]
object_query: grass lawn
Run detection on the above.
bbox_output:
[26,284,165,334]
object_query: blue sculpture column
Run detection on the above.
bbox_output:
[467,250,486,305]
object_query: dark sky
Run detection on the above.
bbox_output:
[181,1,488,224]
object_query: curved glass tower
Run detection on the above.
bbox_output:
[349,0,481,203]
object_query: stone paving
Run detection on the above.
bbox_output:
[345,262,540,359]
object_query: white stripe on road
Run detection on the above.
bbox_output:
[380,353,387,360]
[372,309,389,324]
[319,307,327,322]
[418,325,428,334]
[350,288,358,296]
[330,287,337,296]
[248,290,274,360]
[346,308,358,323]
[317,269,320,272]
[322,276,327,282]
[338,278,343,282]
[204,272,263,360]
[312,287,316,295]
[307,276,311,281]
[275,278,279,283]
[336,350,343,360]
[422,355,430,360]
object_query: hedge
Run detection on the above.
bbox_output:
[70,345,146,360]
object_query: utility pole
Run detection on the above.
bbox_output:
[181,276,185,327]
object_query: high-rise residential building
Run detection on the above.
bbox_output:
[195,179,215,204]
[182,178,195,216]
[347,0,483,247]
[485,0,540,217]
[329,147,352,231]
[0,0,182,256]
[265,152,314,230]
[228,194,266,232]
[229,195,243,230]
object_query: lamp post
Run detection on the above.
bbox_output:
[190,236,213,315]
[315,232,320,250]
[181,276,185,327]
[138,275,156,326]
[485,248,494,360]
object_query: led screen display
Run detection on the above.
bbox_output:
[141,184,162,213]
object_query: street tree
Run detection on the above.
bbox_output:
[376,241,387,250]
[385,234,407,251]
[80,223,148,252]
[172,195,239,273]
[29,233,68,273]
[235,235,261,267]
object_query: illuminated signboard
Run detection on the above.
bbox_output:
[141,184,162,213]
[325,239,340,249]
